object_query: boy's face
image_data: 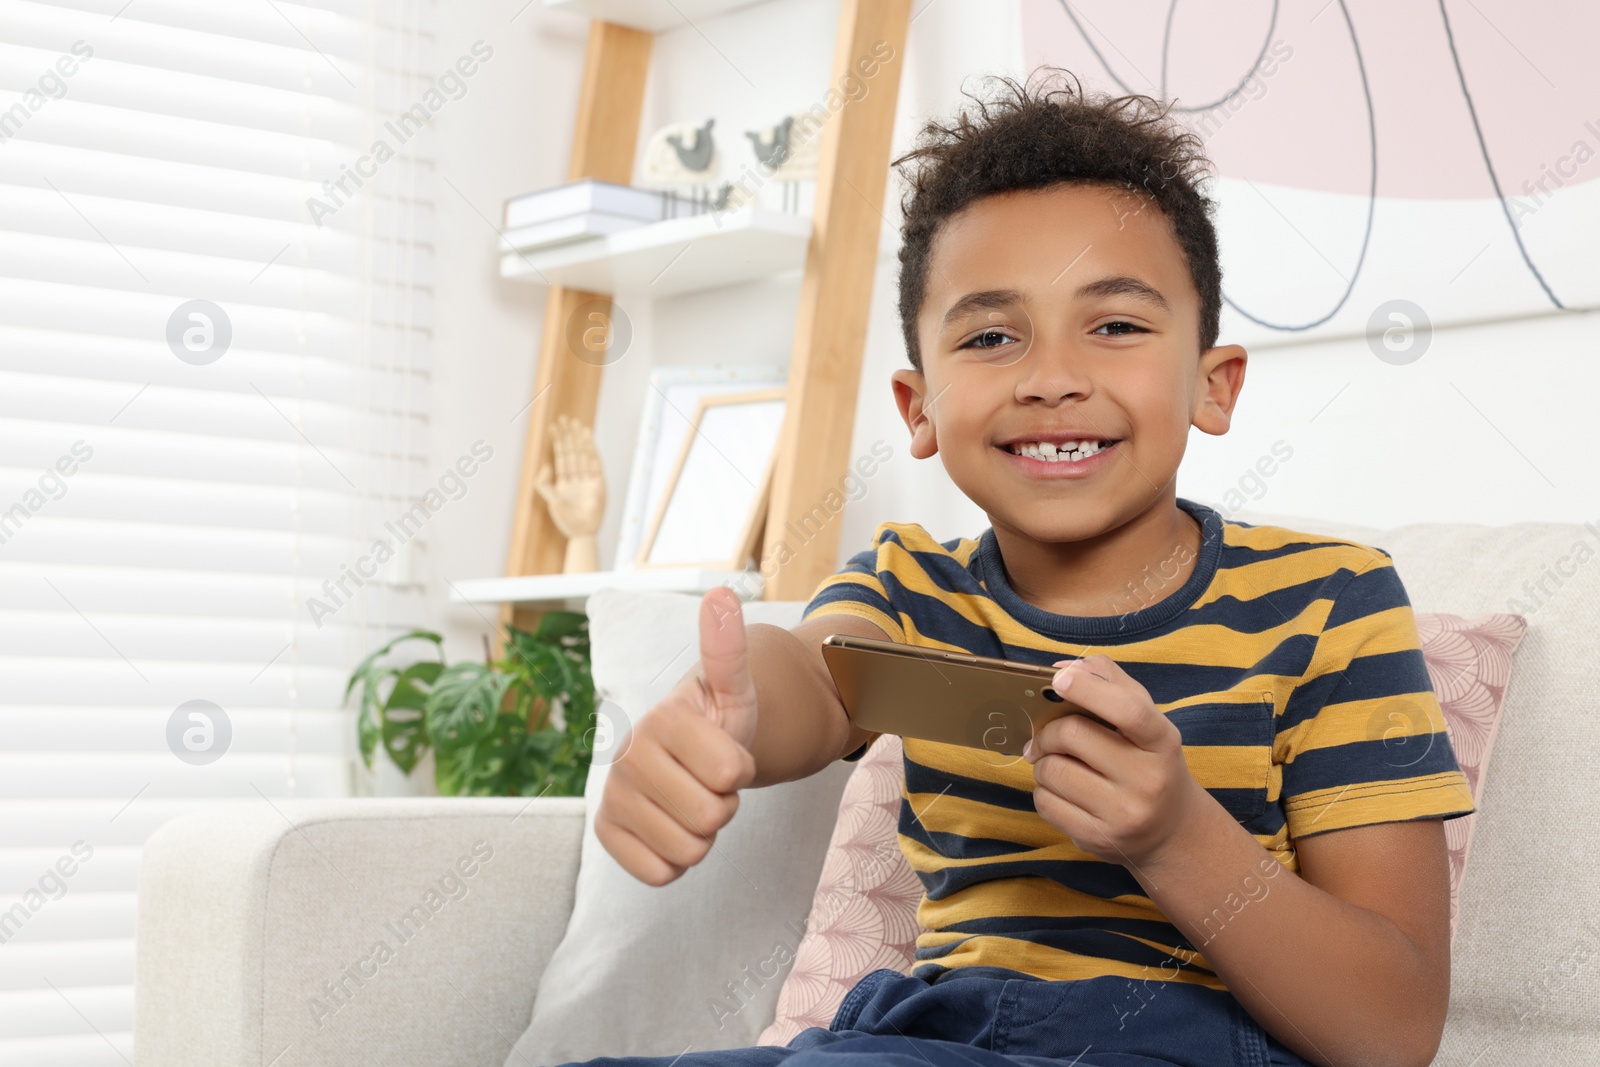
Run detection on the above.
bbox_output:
[893,182,1246,544]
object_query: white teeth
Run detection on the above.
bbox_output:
[1011,440,1110,462]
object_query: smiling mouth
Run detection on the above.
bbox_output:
[1001,440,1119,463]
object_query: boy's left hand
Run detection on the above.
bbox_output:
[1023,654,1208,872]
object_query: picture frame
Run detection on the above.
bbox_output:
[636,387,787,570]
[615,364,788,571]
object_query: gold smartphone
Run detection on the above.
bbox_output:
[820,633,1109,756]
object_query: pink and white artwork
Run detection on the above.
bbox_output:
[1018,0,1599,349]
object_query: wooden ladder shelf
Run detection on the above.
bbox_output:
[503,0,911,634]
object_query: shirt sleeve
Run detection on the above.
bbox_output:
[1276,548,1476,839]
[801,524,909,643]
[800,524,908,762]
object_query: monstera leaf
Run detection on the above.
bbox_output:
[342,630,442,771]
[380,660,444,775]
[425,662,512,753]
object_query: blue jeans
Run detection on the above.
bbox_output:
[555,966,1316,1067]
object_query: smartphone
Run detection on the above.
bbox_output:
[820,633,1109,757]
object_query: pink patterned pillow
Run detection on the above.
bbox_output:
[757,612,1527,1044]
[1419,613,1528,940]
[757,734,920,1044]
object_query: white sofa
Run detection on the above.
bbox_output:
[134,508,1600,1066]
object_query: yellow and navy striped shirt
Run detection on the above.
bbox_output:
[801,497,1474,990]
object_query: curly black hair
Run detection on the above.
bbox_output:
[892,68,1222,371]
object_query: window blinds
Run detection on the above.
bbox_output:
[0,1,434,1061]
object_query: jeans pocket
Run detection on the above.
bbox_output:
[1233,1000,1320,1067]
[1230,999,1274,1067]
[829,968,905,1032]
[1262,1031,1318,1066]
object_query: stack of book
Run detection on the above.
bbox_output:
[499,179,714,251]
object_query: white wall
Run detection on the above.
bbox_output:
[423,0,1598,670]
[424,4,578,664]
[1176,308,1598,531]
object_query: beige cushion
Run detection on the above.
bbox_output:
[507,589,856,1062]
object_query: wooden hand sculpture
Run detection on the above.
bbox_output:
[535,413,605,573]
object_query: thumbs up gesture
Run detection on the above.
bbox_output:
[594,587,760,886]
[693,587,760,748]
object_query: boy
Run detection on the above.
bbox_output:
[586,71,1473,1067]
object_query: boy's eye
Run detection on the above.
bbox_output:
[1094,320,1147,336]
[961,329,1017,350]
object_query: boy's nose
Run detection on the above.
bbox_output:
[1010,342,1094,404]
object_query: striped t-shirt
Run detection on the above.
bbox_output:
[801,497,1474,990]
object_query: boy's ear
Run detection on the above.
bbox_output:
[891,367,939,459]
[1192,344,1247,436]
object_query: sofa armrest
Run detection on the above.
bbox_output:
[134,797,586,1067]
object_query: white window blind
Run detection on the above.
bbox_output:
[0,1,434,1062]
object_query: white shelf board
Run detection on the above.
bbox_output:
[500,205,811,297]
[449,568,764,610]
[542,0,768,33]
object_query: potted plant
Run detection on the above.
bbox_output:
[343,611,596,797]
